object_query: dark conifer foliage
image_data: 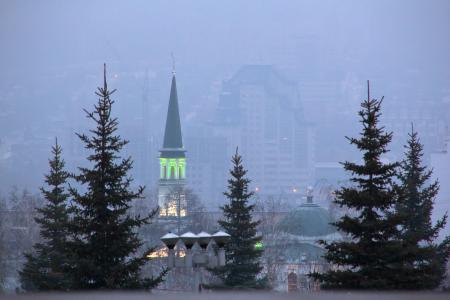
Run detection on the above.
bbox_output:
[209,148,266,289]
[20,139,72,291]
[67,65,165,289]
[394,126,450,289]
[312,83,403,289]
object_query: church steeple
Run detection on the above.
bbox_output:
[162,75,184,150]
[158,72,187,218]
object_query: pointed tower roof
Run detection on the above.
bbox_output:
[161,74,185,157]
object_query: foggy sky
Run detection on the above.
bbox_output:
[1,0,449,79]
[1,0,450,193]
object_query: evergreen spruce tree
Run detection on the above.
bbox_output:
[312,83,403,289]
[20,139,72,291]
[209,148,266,289]
[67,64,165,289]
[394,126,450,289]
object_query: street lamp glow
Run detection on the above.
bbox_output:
[255,241,264,250]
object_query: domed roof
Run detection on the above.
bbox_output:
[277,203,336,237]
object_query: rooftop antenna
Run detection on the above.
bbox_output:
[171,52,176,75]
[367,79,370,101]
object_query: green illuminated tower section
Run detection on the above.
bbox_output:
[158,73,187,217]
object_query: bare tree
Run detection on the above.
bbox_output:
[0,187,43,292]
[255,194,291,286]
[161,186,215,233]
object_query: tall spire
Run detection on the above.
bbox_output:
[162,74,183,149]
[158,72,186,218]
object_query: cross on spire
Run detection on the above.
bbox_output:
[171,52,176,75]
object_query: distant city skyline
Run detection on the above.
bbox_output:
[0,1,449,223]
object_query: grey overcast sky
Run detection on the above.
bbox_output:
[0,0,449,195]
[1,0,449,79]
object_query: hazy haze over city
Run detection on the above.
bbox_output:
[2,0,450,295]
[1,0,450,220]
